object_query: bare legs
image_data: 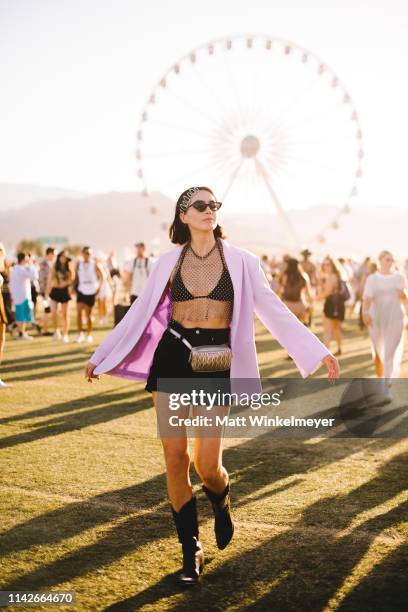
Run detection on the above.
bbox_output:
[41,301,50,333]
[152,391,229,510]
[152,391,234,582]
[194,436,229,495]
[16,321,26,336]
[51,300,70,336]
[0,322,5,362]
[322,315,342,354]
[332,320,342,353]
[61,303,69,336]
[375,353,384,377]
[0,322,7,386]
[97,298,107,323]
[77,303,93,336]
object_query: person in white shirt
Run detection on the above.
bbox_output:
[75,247,103,344]
[9,252,38,340]
[124,242,152,304]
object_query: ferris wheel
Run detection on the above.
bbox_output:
[135,35,363,249]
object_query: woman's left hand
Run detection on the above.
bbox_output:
[322,354,340,383]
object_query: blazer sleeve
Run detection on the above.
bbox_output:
[249,254,331,378]
[89,258,160,367]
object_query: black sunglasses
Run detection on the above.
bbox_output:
[187,200,222,212]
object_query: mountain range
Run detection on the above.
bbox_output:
[0,183,405,261]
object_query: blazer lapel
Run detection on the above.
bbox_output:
[222,240,243,346]
[147,245,183,311]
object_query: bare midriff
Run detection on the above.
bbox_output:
[172,316,231,329]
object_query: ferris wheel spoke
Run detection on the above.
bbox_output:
[269,163,351,205]
[274,164,340,185]
[224,49,254,126]
[282,142,360,174]
[272,77,325,130]
[263,157,293,178]
[221,158,246,201]
[229,50,265,125]
[222,51,248,125]
[281,152,356,176]
[283,130,359,149]
[165,89,226,132]
[190,58,233,120]
[213,163,243,198]
[145,119,219,141]
[255,159,299,247]
[168,155,231,188]
[276,98,347,136]
[141,148,216,159]
[246,57,263,125]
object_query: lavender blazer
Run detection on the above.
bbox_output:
[90,240,331,392]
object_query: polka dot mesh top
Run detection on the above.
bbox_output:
[170,237,234,323]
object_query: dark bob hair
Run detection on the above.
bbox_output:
[169,186,227,245]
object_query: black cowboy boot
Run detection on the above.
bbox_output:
[171,496,204,585]
[202,482,234,550]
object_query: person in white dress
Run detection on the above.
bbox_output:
[362,250,408,387]
[96,258,113,325]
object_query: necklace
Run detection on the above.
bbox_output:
[188,240,217,260]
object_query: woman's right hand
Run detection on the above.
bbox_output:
[85,362,100,383]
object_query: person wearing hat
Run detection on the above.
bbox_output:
[124,242,152,304]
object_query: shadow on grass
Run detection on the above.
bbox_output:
[6,364,85,383]
[3,348,85,367]
[168,450,408,612]
[0,389,150,449]
[0,436,401,605]
[0,386,139,425]
[1,346,94,382]
[338,542,408,611]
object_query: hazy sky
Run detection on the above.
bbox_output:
[1,0,407,211]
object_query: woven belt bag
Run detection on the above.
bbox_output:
[169,327,232,372]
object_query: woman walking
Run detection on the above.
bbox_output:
[85,186,339,585]
[46,250,74,342]
[362,250,407,392]
[96,258,112,325]
[316,256,348,356]
[279,257,312,323]
[106,251,122,307]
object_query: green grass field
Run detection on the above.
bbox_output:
[0,307,407,611]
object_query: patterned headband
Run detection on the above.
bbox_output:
[179,187,200,212]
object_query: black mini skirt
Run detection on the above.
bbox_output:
[145,320,231,393]
[50,287,71,303]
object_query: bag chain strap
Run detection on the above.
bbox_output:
[168,326,194,350]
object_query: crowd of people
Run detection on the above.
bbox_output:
[1,240,407,393]
[0,241,153,388]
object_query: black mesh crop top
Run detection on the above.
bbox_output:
[170,237,234,323]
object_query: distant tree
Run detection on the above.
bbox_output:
[16,239,43,256]
[65,244,83,256]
